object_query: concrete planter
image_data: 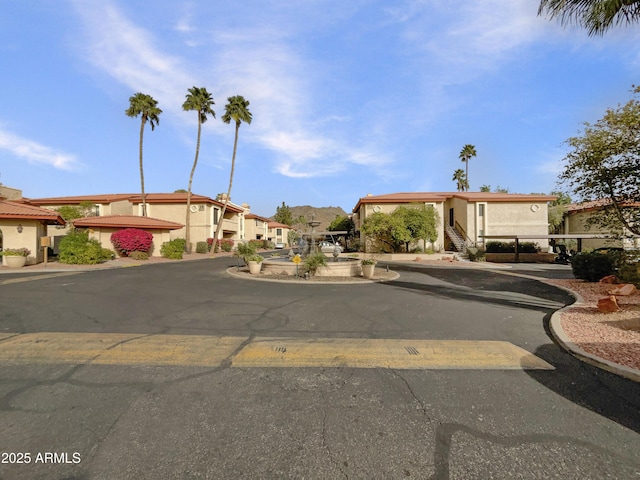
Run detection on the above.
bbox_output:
[361,263,375,278]
[248,261,262,275]
[4,255,27,268]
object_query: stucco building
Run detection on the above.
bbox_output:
[559,200,640,250]
[352,192,556,253]
[28,192,244,249]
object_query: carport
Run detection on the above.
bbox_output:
[480,234,625,262]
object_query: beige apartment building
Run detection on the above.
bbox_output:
[559,200,640,251]
[352,192,556,253]
[27,192,244,251]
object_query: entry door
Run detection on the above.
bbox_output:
[449,208,454,227]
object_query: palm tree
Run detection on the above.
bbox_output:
[538,0,640,35]
[213,96,252,251]
[452,169,468,192]
[459,144,477,192]
[125,93,162,217]
[183,86,215,250]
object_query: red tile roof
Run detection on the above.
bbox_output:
[352,192,557,212]
[268,221,291,229]
[566,198,640,212]
[28,193,244,213]
[0,200,65,224]
[28,194,134,205]
[245,213,271,222]
[72,215,183,230]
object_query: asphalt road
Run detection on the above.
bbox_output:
[0,258,639,479]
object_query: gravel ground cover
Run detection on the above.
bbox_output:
[545,279,640,371]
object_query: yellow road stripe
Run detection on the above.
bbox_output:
[0,272,81,285]
[233,338,554,370]
[0,333,245,367]
[0,333,554,370]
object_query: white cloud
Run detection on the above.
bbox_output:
[70,0,195,117]
[0,128,80,171]
[209,26,392,178]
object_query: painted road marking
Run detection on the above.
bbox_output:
[0,333,246,367]
[0,333,554,370]
[233,338,554,370]
[0,272,82,286]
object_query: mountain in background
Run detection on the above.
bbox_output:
[270,205,348,231]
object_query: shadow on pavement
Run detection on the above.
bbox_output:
[380,265,573,313]
[526,313,640,434]
[388,265,640,434]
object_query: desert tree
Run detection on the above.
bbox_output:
[213,95,252,251]
[125,93,162,216]
[182,86,215,250]
[459,144,477,191]
[538,0,640,35]
[559,85,640,236]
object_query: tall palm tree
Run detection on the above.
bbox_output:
[125,93,162,217]
[459,144,477,192]
[538,0,640,35]
[182,86,215,250]
[213,95,252,251]
[452,169,468,192]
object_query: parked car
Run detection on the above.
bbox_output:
[275,242,285,249]
[319,241,342,254]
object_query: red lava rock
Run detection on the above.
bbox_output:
[599,275,619,284]
[597,295,620,313]
[414,257,422,262]
[607,284,638,296]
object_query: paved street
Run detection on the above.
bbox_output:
[1,257,639,479]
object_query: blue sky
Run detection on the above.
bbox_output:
[0,1,638,216]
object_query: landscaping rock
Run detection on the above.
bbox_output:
[597,295,620,313]
[599,275,619,284]
[607,284,637,296]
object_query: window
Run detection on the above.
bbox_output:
[276,228,282,235]
[213,208,219,224]
[478,204,485,217]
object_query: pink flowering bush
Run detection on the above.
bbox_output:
[110,228,153,257]
[206,238,234,252]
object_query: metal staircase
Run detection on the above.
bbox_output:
[445,223,470,257]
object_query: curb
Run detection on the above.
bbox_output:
[547,283,640,383]
[225,266,400,285]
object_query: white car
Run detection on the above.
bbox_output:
[274,242,285,249]
[319,241,343,254]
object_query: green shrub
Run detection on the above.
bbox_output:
[129,251,149,260]
[570,251,616,282]
[467,247,486,262]
[161,238,186,259]
[196,241,208,254]
[304,252,327,276]
[59,230,112,264]
[236,242,257,262]
[218,239,234,252]
[617,250,640,286]
[249,239,263,250]
[486,241,539,253]
[246,254,264,263]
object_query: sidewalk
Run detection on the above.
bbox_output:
[0,251,237,274]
